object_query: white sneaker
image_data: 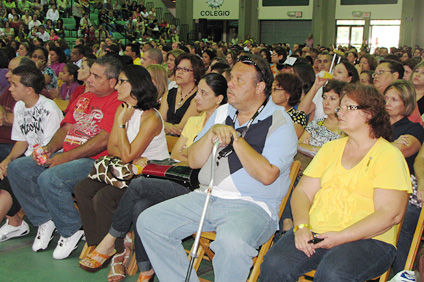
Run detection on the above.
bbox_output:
[53,230,84,260]
[0,220,30,242]
[32,220,55,252]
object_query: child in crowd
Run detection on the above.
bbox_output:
[49,63,80,111]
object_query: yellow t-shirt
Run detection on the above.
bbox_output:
[180,112,207,147]
[304,137,412,246]
[133,57,141,65]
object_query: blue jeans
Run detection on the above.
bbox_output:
[393,204,421,273]
[0,143,15,162]
[137,192,276,282]
[260,229,396,282]
[109,177,189,272]
[7,154,95,237]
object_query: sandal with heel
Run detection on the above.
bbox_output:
[123,232,133,266]
[137,272,155,282]
[79,249,116,273]
[108,251,126,282]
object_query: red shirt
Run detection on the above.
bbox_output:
[64,85,85,114]
[408,104,423,125]
[61,91,122,159]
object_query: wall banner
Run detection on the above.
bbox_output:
[193,0,240,20]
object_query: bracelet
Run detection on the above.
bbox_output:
[293,223,310,233]
[118,124,126,128]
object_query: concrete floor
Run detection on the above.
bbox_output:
[0,218,215,282]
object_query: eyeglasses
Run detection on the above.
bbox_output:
[31,54,45,60]
[175,67,193,73]
[372,70,393,78]
[118,79,130,85]
[272,87,285,92]
[335,105,365,113]
[237,55,265,81]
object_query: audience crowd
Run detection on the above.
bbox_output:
[0,0,424,281]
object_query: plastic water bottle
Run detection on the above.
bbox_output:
[318,71,333,79]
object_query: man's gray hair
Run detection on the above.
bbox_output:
[146,48,163,65]
[95,55,123,80]
[16,56,36,68]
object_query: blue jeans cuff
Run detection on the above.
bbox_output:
[109,226,127,238]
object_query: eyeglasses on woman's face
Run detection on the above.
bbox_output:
[372,70,393,78]
[118,79,130,85]
[31,54,45,61]
[335,105,364,113]
[175,66,193,73]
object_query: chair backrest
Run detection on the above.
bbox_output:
[248,160,301,282]
[378,217,404,282]
[404,205,424,270]
[166,135,179,154]
[279,160,301,221]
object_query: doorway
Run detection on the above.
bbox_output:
[336,20,365,51]
[369,20,401,53]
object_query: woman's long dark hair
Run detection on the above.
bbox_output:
[121,65,159,110]
[51,46,67,63]
[202,73,228,105]
[274,72,302,107]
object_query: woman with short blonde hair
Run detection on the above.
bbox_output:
[146,64,168,101]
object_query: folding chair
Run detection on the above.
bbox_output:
[79,243,96,259]
[187,160,301,282]
[126,230,138,276]
[166,135,179,154]
[404,205,424,270]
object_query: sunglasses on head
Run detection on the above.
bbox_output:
[237,55,265,81]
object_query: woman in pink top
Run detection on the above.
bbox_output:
[48,46,67,77]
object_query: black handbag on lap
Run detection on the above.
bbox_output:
[141,159,200,190]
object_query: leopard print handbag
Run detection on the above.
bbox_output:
[88,156,136,189]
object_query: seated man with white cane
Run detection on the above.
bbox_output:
[137,54,298,281]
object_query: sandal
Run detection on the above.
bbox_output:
[108,251,126,282]
[137,273,154,282]
[123,232,133,266]
[79,249,116,273]
[137,269,155,282]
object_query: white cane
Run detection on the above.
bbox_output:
[329,52,337,74]
[185,140,220,282]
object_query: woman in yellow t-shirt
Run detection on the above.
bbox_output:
[170,73,228,162]
[261,84,412,281]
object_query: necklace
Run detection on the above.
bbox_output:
[177,85,197,108]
